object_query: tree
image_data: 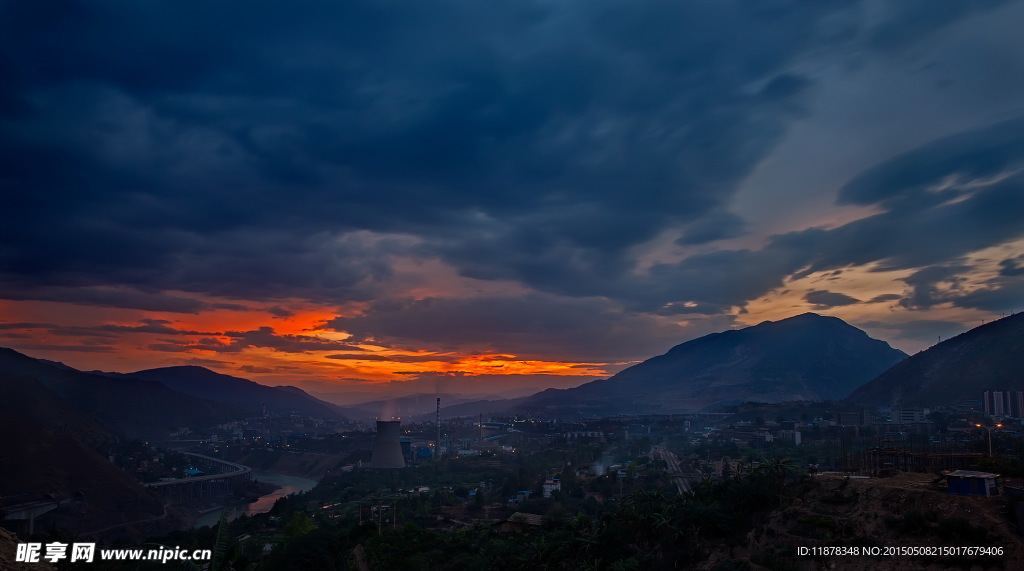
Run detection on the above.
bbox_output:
[284,512,316,538]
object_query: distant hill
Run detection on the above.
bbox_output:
[847,312,1024,409]
[0,358,186,540]
[435,396,527,419]
[122,366,346,419]
[0,371,112,448]
[518,313,907,415]
[0,414,172,540]
[0,348,237,439]
[332,392,515,421]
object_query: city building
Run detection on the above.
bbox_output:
[776,430,802,446]
[542,478,561,498]
[983,390,1024,417]
[891,408,929,423]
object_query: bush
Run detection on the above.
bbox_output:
[884,510,934,536]
[936,517,988,543]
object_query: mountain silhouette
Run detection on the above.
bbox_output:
[0,348,236,439]
[847,312,1024,409]
[520,313,907,414]
[122,366,346,419]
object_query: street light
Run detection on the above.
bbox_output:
[975,423,1003,456]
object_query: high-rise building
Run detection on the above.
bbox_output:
[983,390,1024,417]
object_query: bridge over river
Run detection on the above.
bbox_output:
[146,452,254,501]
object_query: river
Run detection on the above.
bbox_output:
[194,471,319,528]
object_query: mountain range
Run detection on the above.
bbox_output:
[0,348,236,440]
[518,313,909,415]
[5,311,1020,429]
[848,312,1024,409]
[0,354,186,540]
[2,310,1019,540]
[0,348,348,540]
[0,349,346,441]
[105,365,345,420]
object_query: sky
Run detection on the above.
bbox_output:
[2,0,1023,401]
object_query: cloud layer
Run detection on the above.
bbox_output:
[1,0,1022,377]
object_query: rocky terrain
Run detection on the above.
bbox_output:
[711,472,1024,570]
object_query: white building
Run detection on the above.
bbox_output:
[776,430,801,446]
[542,478,561,498]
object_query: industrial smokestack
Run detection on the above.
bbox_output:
[369,421,406,469]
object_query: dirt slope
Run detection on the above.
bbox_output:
[708,472,1024,570]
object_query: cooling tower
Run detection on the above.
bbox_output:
[369,420,406,469]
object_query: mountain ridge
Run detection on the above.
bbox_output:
[518,313,908,414]
[119,365,347,419]
[847,312,1024,409]
[0,347,237,439]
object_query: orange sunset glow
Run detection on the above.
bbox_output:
[0,294,617,397]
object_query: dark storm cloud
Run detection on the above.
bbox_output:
[0,0,863,307]
[16,344,114,353]
[324,353,454,363]
[0,0,1018,351]
[267,306,294,318]
[638,245,811,313]
[837,117,1024,210]
[175,358,228,368]
[624,118,1024,314]
[237,365,278,374]
[865,0,1010,51]
[0,323,54,330]
[897,264,972,309]
[4,319,217,338]
[0,286,208,313]
[676,211,749,246]
[210,303,252,311]
[324,354,396,362]
[222,327,364,352]
[148,326,364,354]
[328,293,734,362]
[868,294,903,303]
[948,274,1024,313]
[89,319,217,335]
[798,174,1024,275]
[656,302,725,316]
[148,341,209,353]
[803,290,861,309]
[879,261,1024,314]
[1000,255,1024,276]
[155,230,401,303]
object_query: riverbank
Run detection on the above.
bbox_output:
[194,472,318,528]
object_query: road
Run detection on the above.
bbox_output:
[654,446,700,494]
[144,452,251,488]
